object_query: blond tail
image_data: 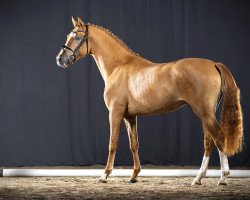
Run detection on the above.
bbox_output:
[215,63,243,156]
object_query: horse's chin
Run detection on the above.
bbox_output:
[60,64,69,69]
[57,62,70,69]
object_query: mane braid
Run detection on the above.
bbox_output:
[87,23,139,56]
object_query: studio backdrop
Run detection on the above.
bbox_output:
[0,0,249,167]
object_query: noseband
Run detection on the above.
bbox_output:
[61,25,89,63]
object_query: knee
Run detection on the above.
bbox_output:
[109,142,118,153]
[109,147,117,154]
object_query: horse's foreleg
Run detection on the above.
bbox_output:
[99,110,123,183]
[192,122,214,185]
[124,116,141,183]
[217,149,230,185]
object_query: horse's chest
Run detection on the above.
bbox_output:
[103,83,127,109]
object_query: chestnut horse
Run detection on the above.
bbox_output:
[56,17,243,185]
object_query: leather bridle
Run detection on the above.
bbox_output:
[61,25,89,63]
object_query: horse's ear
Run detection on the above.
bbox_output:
[72,16,78,27]
[77,17,84,27]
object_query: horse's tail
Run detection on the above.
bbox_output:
[215,62,243,156]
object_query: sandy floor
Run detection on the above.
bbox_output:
[0,177,250,200]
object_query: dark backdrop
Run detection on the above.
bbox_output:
[0,0,249,167]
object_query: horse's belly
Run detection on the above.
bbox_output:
[127,98,186,115]
[126,64,185,115]
[127,76,182,115]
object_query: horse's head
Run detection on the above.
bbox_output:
[56,17,89,68]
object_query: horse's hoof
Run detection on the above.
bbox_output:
[191,180,201,186]
[98,178,107,183]
[217,181,227,186]
[128,178,138,183]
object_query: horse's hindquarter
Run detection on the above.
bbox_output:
[173,58,222,111]
[126,62,185,115]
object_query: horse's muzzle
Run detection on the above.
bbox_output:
[56,55,69,68]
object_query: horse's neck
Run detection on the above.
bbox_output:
[89,25,148,82]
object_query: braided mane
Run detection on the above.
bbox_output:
[87,23,139,56]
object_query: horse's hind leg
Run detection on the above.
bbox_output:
[124,116,141,183]
[217,149,230,185]
[201,114,225,152]
[200,114,230,185]
[191,103,226,185]
[192,122,214,185]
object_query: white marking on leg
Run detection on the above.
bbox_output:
[218,149,230,185]
[192,155,210,185]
